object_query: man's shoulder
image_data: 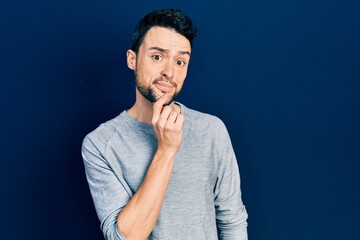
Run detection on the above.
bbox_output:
[82,112,124,150]
[181,103,217,120]
[180,103,227,132]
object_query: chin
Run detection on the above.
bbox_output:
[153,93,175,106]
[153,89,176,104]
[163,98,174,106]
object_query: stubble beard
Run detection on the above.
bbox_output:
[134,72,179,106]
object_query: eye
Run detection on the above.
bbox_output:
[176,60,186,66]
[152,55,163,61]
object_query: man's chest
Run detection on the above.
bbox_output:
[108,130,219,195]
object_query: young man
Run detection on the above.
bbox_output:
[82,9,248,240]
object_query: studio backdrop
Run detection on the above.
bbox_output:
[1,0,359,239]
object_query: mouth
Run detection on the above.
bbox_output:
[153,78,176,93]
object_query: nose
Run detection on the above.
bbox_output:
[161,61,174,79]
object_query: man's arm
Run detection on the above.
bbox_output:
[117,94,184,239]
[214,120,248,240]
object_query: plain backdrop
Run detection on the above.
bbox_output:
[1,0,359,239]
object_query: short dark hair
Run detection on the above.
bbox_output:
[131,9,197,53]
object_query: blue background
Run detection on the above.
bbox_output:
[1,0,359,239]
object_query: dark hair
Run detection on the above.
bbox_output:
[131,9,197,53]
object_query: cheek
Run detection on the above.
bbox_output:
[137,62,158,81]
[175,77,187,91]
[140,61,162,77]
[176,68,188,83]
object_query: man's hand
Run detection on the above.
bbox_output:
[151,94,184,153]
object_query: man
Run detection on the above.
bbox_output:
[82,9,248,240]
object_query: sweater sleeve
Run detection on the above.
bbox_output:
[82,135,129,240]
[213,119,248,240]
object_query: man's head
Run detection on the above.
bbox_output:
[127,9,197,105]
[131,9,197,54]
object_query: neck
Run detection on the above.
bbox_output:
[127,88,180,124]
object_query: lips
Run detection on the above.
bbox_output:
[153,79,176,93]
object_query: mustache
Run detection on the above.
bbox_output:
[153,77,177,88]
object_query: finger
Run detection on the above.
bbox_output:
[152,94,170,124]
[158,106,172,128]
[167,111,178,123]
[174,113,185,130]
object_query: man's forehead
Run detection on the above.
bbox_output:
[148,46,191,56]
[141,26,191,53]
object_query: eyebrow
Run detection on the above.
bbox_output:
[148,46,191,56]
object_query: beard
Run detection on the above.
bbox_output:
[135,72,179,106]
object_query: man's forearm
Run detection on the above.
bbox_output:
[117,148,176,239]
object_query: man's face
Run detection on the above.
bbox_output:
[127,26,191,105]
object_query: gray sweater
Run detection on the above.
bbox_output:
[82,103,248,240]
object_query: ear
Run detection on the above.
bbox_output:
[127,49,137,70]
